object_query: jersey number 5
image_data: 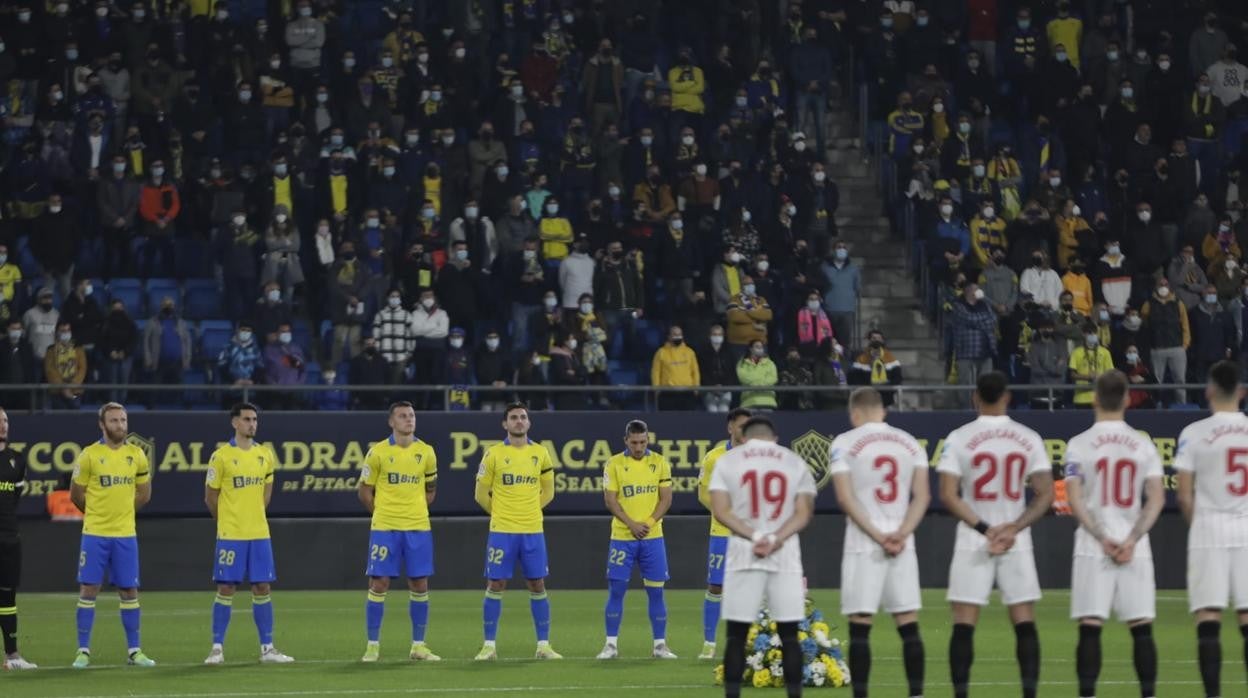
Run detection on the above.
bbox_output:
[1228,448,1248,496]
[874,456,899,503]
[742,470,788,520]
[972,452,1026,501]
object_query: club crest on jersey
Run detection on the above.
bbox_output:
[790,430,835,490]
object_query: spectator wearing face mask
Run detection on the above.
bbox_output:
[725,275,773,356]
[1055,199,1093,270]
[1114,308,1150,364]
[947,283,998,403]
[569,294,610,401]
[969,200,1007,269]
[1140,278,1191,404]
[1202,217,1242,271]
[263,322,307,407]
[475,331,514,412]
[1069,322,1114,406]
[819,242,861,348]
[143,296,191,390]
[1212,255,1246,303]
[651,325,699,410]
[538,196,573,262]
[435,241,483,337]
[849,331,902,406]
[1120,345,1156,409]
[373,288,415,385]
[698,325,736,412]
[1060,256,1093,316]
[814,339,849,409]
[261,204,304,299]
[594,241,645,354]
[557,234,595,317]
[95,299,137,403]
[1026,316,1069,402]
[410,289,450,389]
[676,161,720,224]
[1190,283,1237,389]
[0,319,34,405]
[443,328,475,406]
[548,330,588,410]
[349,338,389,410]
[44,321,86,409]
[530,291,564,358]
[736,340,777,411]
[496,196,538,257]
[504,238,549,353]
[711,247,744,315]
[792,163,839,250]
[794,292,835,359]
[60,279,102,354]
[467,124,507,201]
[777,347,815,411]
[1093,237,1133,316]
[1168,244,1210,309]
[1020,250,1063,311]
[218,209,260,322]
[328,241,372,364]
[31,195,78,297]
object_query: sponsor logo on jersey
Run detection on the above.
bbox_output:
[502,473,538,486]
[231,475,267,488]
[387,472,423,485]
[621,484,658,497]
[99,475,135,487]
[0,481,16,492]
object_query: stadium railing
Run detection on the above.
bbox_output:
[6,382,1218,412]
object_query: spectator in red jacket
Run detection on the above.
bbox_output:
[137,159,181,278]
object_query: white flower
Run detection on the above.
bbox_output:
[768,634,782,648]
[770,663,783,679]
[829,638,841,649]
[812,674,826,687]
[809,662,827,677]
[746,653,764,671]
[813,630,832,648]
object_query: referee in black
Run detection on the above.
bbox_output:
[0,407,36,670]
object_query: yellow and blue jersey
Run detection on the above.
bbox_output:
[361,436,438,531]
[73,441,150,537]
[206,439,277,540]
[603,451,672,541]
[476,439,553,533]
[698,443,732,538]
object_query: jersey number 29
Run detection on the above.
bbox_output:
[742,470,787,520]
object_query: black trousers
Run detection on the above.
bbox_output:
[0,538,20,589]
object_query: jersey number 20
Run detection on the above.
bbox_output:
[972,452,1026,501]
[742,470,787,520]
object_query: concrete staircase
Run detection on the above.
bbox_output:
[821,108,946,409]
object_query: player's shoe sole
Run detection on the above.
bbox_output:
[127,652,156,667]
[473,646,497,661]
[259,649,295,664]
[697,642,717,660]
[203,649,224,666]
[595,644,618,660]
[71,652,90,669]
[409,643,441,661]
[361,645,380,663]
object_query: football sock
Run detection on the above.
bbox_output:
[644,583,667,642]
[211,594,233,646]
[1242,624,1248,684]
[1131,623,1157,698]
[252,594,273,646]
[119,598,141,651]
[365,590,386,643]
[1014,621,1040,698]
[604,579,627,638]
[0,587,16,655]
[409,591,429,643]
[703,591,722,643]
[776,621,803,698]
[529,591,551,642]
[723,620,750,698]
[1076,624,1102,697]
[849,622,871,698]
[949,623,975,698]
[483,590,502,642]
[76,597,95,650]
[1197,620,1221,698]
[898,621,925,697]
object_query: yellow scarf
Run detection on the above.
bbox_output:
[273,176,292,212]
[330,174,348,214]
[129,149,144,177]
[723,264,741,296]
[423,176,442,215]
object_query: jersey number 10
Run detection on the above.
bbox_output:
[741,470,788,520]
[1095,458,1137,508]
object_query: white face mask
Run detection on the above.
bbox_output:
[757,260,770,273]
[1071,205,1081,217]
[682,136,694,146]
[233,215,246,226]
[531,355,543,366]
[751,346,766,358]
[455,250,469,261]
[1156,286,1170,297]
[710,335,724,348]
[59,332,72,343]
[982,207,995,218]
[933,102,945,113]
[742,210,752,223]
[786,204,797,216]
[1049,177,1061,187]
[1206,294,1219,304]
[49,204,63,214]
[913,145,925,155]
[1099,310,1110,322]
[450,337,464,348]
[640,136,653,146]
[523,250,537,260]
[794,141,807,152]
[441,135,454,146]
[813,171,826,182]
[275,213,288,224]
[1158,60,1171,71]
[388,296,401,308]
[1138,211,1151,223]
[807,300,821,312]
[486,338,500,350]
[743,284,756,296]
[1108,244,1121,255]
[729,252,742,264]
[0,255,6,265]
[465,206,479,219]
[1085,334,1098,346]
[238,331,253,343]
[279,332,293,344]
[567,339,578,351]
[972,165,986,177]
[695,164,707,176]
[7,331,20,343]
[546,204,559,215]
[580,303,593,314]
[268,289,281,302]
[608,186,620,197]
[422,208,436,220]
[671,219,684,230]
[422,298,436,309]
[497,166,509,177]
[544,297,558,309]
[940,204,953,216]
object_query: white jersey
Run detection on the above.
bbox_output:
[828,422,929,554]
[708,439,818,573]
[936,415,1052,552]
[1064,421,1164,558]
[1174,412,1248,549]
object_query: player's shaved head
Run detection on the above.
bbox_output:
[848,388,886,428]
[1093,371,1128,412]
[741,416,777,441]
[1208,360,1241,402]
[974,371,1009,408]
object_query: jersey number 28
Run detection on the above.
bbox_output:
[742,470,788,520]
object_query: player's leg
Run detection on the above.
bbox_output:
[1128,620,1157,698]
[946,548,992,698]
[208,540,244,663]
[701,535,728,659]
[478,532,516,659]
[600,540,632,658]
[720,567,763,698]
[1232,547,1248,683]
[364,531,400,658]
[841,550,886,698]
[1115,556,1158,698]
[886,549,924,698]
[722,619,751,698]
[406,531,438,661]
[642,538,674,658]
[112,537,152,666]
[892,612,924,698]
[1074,618,1103,698]
[250,540,290,663]
[1070,555,1113,698]
[766,573,806,698]
[847,614,873,697]
[1195,608,1223,698]
[0,538,34,669]
[521,534,557,658]
[1001,550,1043,698]
[73,535,108,666]
[1188,547,1229,698]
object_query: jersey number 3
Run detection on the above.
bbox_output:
[972,452,1026,501]
[742,470,787,520]
[874,456,899,503]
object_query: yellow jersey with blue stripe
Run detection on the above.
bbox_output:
[603,451,672,541]
[477,439,553,534]
[73,441,150,537]
[698,442,732,537]
[206,440,277,540]
[362,436,438,531]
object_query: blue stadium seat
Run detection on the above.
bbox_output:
[183,280,223,321]
[88,278,108,308]
[304,361,322,386]
[107,279,144,318]
[182,368,212,407]
[145,278,181,315]
[291,319,312,353]
[199,320,235,363]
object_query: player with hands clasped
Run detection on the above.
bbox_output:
[1175,360,1248,698]
[937,372,1055,698]
[0,407,36,670]
[596,419,677,660]
[696,408,752,660]
[1064,371,1163,698]
[709,416,817,698]
[828,388,930,698]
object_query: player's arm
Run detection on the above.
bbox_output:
[1177,470,1195,525]
[70,450,90,513]
[696,455,713,511]
[263,447,277,508]
[832,472,887,546]
[1126,475,1165,546]
[134,450,152,510]
[709,490,756,541]
[1063,473,1113,558]
[938,473,985,529]
[1010,470,1054,533]
[539,451,555,509]
[69,481,87,513]
[473,451,494,514]
[648,458,674,526]
[263,482,273,508]
[424,448,438,507]
[896,462,931,539]
[769,492,815,548]
[358,448,380,513]
[205,452,222,518]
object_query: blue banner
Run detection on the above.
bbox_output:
[7,410,1198,518]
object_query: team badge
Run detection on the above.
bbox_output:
[791,430,835,490]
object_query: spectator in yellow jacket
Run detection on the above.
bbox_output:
[1055,200,1092,269]
[1061,258,1093,316]
[538,197,573,260]
[1069,323,1114,405]
[1046,3,1083,69]
[668,48,706,115]
[969,202,1008,268]
[651,325,700,410]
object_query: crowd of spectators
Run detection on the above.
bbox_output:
[0,0,892,410]
[903,1,1248,406]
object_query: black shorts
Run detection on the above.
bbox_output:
[0,538,19,589]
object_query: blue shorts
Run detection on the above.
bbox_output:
[213,539,277,585]
[366,530,434,579]
[78,534,140,588]
[706,535,729,586]
[484,532,548,580]
[606,538,670,583]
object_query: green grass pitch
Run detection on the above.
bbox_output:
[1,588,1240,697]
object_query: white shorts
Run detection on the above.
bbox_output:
[722,568,805,623]
[946,547,1041,607]
[1070,554,1156,622]
[1187,547,1248,613]
[841,548,922,616]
